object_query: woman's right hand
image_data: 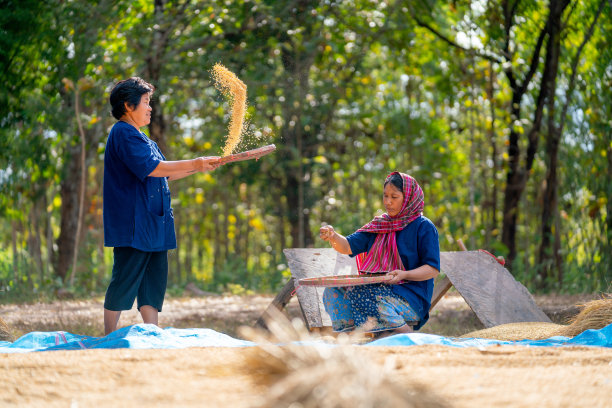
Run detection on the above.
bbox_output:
[319,225,335,241]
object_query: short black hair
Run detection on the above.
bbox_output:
[109,77,155,120]
[384,173,403,192]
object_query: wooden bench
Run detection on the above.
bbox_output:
[256,248,550,331]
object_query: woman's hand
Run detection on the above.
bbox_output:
[385,265,439,285]
[319,225,352,255]
[194,156,221,172]
[151,157,221,180]
[386,269,409,285]
[319,225,335,242]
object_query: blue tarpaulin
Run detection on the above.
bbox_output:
[368,323,612,348]
[1,323,611,353]
[0,324,254,353]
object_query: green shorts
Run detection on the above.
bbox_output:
[104,247,168,312]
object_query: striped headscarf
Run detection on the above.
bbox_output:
[356,172,424,273]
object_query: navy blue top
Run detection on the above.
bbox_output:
[103,121,177,251]
[346,216,440,330]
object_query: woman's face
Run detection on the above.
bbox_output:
[124,93,152,128]
[383,182,404,217]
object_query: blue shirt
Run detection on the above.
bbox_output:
[103,121,177,251]
[346,215,440,329]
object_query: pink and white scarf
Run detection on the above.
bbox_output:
[356,172,424,273]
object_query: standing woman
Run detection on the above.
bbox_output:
[103,77,220,335]
[319,171,440,336]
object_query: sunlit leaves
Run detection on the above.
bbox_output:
[0,0,609,294]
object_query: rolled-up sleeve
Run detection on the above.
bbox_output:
[417,221,440,271]
[346,231,376,257]
[117,131,161,181]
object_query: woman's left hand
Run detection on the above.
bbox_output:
[385,269,408,285]
[195,156,221,172]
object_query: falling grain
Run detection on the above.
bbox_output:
[211,63,248,156]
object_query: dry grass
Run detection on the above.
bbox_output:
[238,309,451,408]
[559,295,612,336]
[0,317,12,341]
[462,295,612,341]
[211,63,247,156]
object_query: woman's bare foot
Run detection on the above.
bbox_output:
[370,325,414,340]
[393,324,414,335]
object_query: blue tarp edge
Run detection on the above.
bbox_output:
[1,322,611,353]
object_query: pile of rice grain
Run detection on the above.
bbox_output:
[462,296,612,341]
[211,63,247,157]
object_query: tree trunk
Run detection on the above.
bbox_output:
[537,0,566,289]
[212,201,221,273]
[278,201,286,262]
[485,63,499,248]
[285,169,314,247]
[28,202,44,286]
[223,196,229,260]
[69,87,88,286]
[500,116,523,266]
[55,143,81,281]
[607,132,612,259]
[184,222,192,285]
[502,54,554,266]
[144,0,169,155]
[538,0,602,288]
[468,60,477,250]
[244,185,251,276]
[148,99,168,154]
[538,130,561,287]
[11,219,18,284]
[554,210,562,285]
[44,190,54,279]
[499,0,558,268]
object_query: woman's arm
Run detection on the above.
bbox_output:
[319,225,352,255]
[386,264,439,284]
[148,157,220,181]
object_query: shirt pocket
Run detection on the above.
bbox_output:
[145,177,164,216]
[134,211,166,249]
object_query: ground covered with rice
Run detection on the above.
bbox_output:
[1,292,610,407]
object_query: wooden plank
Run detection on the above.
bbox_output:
[429,275,452,310]
[254,279,296,329]
[283,249,356,329]
[283,248,340,329]
[440,251,551,327]
[429,238,466,311]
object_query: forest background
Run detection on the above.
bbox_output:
[0,0,610,302]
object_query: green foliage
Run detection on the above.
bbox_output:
[0,0,610,298]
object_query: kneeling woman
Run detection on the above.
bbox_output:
[319,172,440,335]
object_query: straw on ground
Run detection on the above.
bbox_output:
[462,295,612,341]
[239,309,450,408]
[0,317,12,342]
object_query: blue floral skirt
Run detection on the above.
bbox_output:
[322,283,419,333]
